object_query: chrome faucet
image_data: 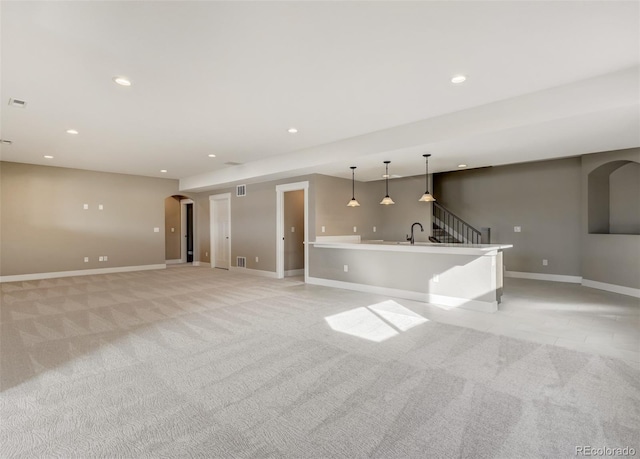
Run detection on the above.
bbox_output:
[406,222,424,245]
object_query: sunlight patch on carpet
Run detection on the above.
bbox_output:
[325,300,428,342]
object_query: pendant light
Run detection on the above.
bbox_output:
[380,161,395,205]
[419,153,436,202]
[347,166,361,207]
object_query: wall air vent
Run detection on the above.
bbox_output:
[0,139,13,145]
[225,161,242,166]
[8,98,27,108]
[236,256,246,268]
[236,184,247,197]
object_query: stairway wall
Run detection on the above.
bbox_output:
[434,157,582,277]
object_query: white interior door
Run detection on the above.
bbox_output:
[211,195,230,269]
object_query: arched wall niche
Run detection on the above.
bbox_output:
[588,160,640,234]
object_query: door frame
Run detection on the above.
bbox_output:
[276,181,309,281]
[209,193,231,269]
[180,199,195,263]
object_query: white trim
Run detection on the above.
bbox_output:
[285,269,304,277]
[209,193,231,270]
[180,198,195,263]
[505,271,582,283]
[306,276,497,313]
[0,264,166,283]
[229,266,278,278]
[276,181,309,282]
[165,259,183,265]
[582,279,640,298]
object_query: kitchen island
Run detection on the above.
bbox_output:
[307,237,512,313]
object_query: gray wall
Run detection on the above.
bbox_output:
[313,174,380,241]
[284,190,304,271]
[434,158,582,276]
[0,161,179,276]
[374,175,434,243]
[164,196,181,260]
[582,148,640,289]
[194,175,316,272]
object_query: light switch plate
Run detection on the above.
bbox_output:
[98,204,104,210]
[83,204,89,210]
[514,226,522,232]
[154,227,160,232]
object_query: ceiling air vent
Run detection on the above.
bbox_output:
[236,184,247,197]
[236,256,246,268]
[8,98,27,108]
[225,161,242,166]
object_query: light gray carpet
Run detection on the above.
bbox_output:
[1,266,638,458]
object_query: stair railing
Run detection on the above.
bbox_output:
[432,202,484,244]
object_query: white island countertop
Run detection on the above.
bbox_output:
[309,239,513,256]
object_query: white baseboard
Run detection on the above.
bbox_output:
[582,279,640,299]
[505,271,582,284]
[0,264,167,283]
[229,266,278,278]
[165,259,183,265]
[285,269,304,277]
[306,276,497,313]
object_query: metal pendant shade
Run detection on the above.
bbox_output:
[347,166,360,207]
[380,161,395,205]
[419,153,436,202]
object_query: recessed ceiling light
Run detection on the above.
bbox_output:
[66,129,79,135]
[208,154,216,158]
[113,76,132,87]
[451,75,467,84]
[287,128,298,134]
[160,169,167,173]
[44,155,54,159]
[458,164,468,168]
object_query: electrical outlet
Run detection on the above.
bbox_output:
[514,226,522,233]
[171,227,175,233]
[291,227,295,232]
[343,265,349,272]
[205,252,208,257]
[98,204,104,210]
[373,226,377,232]
[103,256,108,261]
[255,256,259,262]
[98,256,104,262]
[542,259,548,266]
[83,204,89,210]
[154,227,160,232]
[353,226,357,233]
[84,257,89,263]
[432,274,440,283]
[321,226,326,233]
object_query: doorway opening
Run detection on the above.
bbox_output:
[209,193,231,270]
[276,181,309,281]
[181,199,194,263]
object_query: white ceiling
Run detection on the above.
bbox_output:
[1,1,638,191]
